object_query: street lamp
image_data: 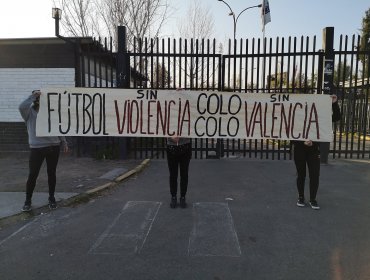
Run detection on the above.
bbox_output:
[52,8,62,37]
[51,7,83,88]
[52,7,75,44]
[217,0,262,42]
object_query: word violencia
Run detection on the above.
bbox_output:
[39,89,329,141]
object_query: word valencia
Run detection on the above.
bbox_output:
[244,101,320,139]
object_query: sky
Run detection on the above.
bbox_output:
[0,0,369,47]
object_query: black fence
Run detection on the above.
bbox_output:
[75,27,370,160]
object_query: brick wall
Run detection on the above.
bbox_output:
[0,68,74,151]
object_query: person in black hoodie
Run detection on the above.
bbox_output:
[291,95,341,210]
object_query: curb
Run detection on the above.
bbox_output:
[85,158,151,194]
[0,158,151,227]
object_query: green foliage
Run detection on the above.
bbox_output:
[151,63,171,88]
[95,145,119,160]
[333,62,352,85]
[360,8,370,77]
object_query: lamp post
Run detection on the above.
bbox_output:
[217,0,262,41]
[52,8,62,37]
[51,8,81,87]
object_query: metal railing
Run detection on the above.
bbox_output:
[75,28,370,160]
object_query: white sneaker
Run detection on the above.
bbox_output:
[297,197,305,207]
[309,200,320,210]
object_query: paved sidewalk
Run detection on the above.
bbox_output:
[0,151,147,221]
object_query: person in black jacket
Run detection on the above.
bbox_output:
[292,95,341,210]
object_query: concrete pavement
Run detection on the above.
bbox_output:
[1,157,370,279]
[0,151,148,222]
[1,149,369,224]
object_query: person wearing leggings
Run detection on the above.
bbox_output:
[166,137,192,208]
[292,95,341,210]
[19,90,69,212]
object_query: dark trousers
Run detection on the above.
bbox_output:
[166,146,191,198]
[293,144,320,201]
[26,146,60,202]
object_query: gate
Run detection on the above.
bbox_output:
[75,27,370,160]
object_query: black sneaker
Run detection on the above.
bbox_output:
[180,197,187,208]
[297,197,305,207]
[22,201,32,212]
[49,197,58,210]
[170,196,177,208]
[309,200,320,210]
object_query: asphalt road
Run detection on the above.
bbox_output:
[1,158,370,280]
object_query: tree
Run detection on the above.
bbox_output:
[151,62,171,88]
[177,0,214,40]
[53,0,96,37]
[176,0,215,88]
[360,7,370,77]
[96,0,170,50]
[333,62,352,85]
[54,0,170,50]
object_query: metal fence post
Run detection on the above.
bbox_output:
[116,26,131,159]
[320,27,335,163]
[216,55,225,158]
[74,39,83,157]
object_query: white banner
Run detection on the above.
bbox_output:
[36,88,333,142]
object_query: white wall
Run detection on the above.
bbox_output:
[0,68,75,122]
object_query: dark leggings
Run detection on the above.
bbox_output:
[26,146,60,201]
[294,144,320,201]
[166,146,191,198]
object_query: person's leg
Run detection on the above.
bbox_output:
[307,149,320,202]
[166,151,179,197]
[294,146,307,200]
[26,148,45,202]
[45,146,60,200]
[179,148,191,198]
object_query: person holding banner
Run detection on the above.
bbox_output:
[19,90,69,212]
[166,136,192,208]
[292,95,341,210]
